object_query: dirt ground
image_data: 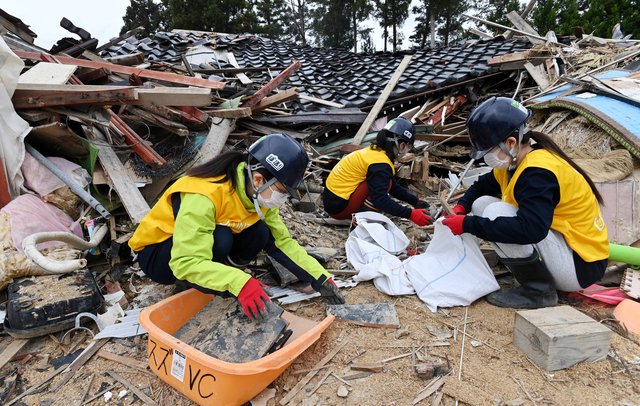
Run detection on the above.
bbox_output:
[0,208,639,406]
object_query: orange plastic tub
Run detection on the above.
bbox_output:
[139,289,334,406]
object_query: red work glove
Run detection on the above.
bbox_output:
[237,278,270,319]
[409,209,433,226]
[451,204,467,215]
[442,214,465,235]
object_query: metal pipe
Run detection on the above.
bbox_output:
[24,143,111,219]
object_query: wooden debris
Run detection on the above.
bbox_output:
[414,360,450,380]
[18,62,77,84]
[16,51,225,89]
[253,87,299,113]
[514,305,612,371]
[279,339,348,405]
[412,376,445,405]
[106,371,159,406]
[353,54,413,144]
[0,339,30,370]
[350,362,384,373]
[504,10,544,45]
[97,349,148,371]
[242,60,301,108]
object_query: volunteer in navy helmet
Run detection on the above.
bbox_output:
[443,97,609,309]
[129,133,345,319]
[322,117,433,226]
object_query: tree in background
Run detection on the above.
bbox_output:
[309,0,351,48]
[346,0,373,52]
[482,0,522,29]
[409,0,432,48]
[121,0,168,35]
[581,0,627,38]
[557,0,582,36]
[532,0,558,36]
[373,0,411,52]
[255,0,291,39]
[360,27,376,53]
[288,0,310,44]
[164,0,257,33]
[436,0,468,46]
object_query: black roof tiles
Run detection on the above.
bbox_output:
[102,32,531,113]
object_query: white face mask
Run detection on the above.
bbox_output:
[257,185,289,208]
[484,148,512,169]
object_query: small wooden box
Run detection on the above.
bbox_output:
[513,305,611,371]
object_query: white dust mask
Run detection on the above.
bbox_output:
[257,185,289,208]
[483,149,511,169]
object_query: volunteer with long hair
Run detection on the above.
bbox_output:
[129,133,345,319]
[442,97,609,309]
[322,117,433,226]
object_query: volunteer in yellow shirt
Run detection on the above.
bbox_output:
[443,97,609,309]
[322,117,432,226]
[129,133,345,318]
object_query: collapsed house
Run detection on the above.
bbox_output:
[0,7,639,406]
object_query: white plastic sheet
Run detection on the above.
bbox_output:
[405,221,499,312]
[346,211,414,295]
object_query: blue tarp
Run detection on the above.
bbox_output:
[530,70,640,159]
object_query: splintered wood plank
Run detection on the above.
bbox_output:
[514,306,612,371]
[0,339,29,369]
[505,10,544,45]
[82,125,150,224]
[524,62,551,90]
[353,55,413,145]
[327,303,400,328]
[18,62,77,84]
[252,87,299,112]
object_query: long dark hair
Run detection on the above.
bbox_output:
[527,131,603,204]
[186,151,273,192]
[372,129,397,161]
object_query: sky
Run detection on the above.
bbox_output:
[1,0,421,52]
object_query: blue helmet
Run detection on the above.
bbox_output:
[247,133,309,197]
[467,97,532,159]
[383,117,416,145]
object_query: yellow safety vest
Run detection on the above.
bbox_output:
[325,146,395,199]
[129,168,267,252]
[493,149,609,262]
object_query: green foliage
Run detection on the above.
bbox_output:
[255,0,291,39]
[309,0,352,48]
[532,0,558,36]
[435,0,468,46]
[373,0,412,51]
[287,0,310,44]
[164,0,257,33]
[121,0,168,35]
[557,0,581,36]
[484,0,522,29]
[409,0,431,48]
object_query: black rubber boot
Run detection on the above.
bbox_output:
[486,250,558,309]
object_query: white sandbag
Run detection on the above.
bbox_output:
[346,236,414,295]
[404,221,499,312]
[346,212,414,295]
[351,211,409,254]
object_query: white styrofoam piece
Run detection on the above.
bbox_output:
[269,279,357,305]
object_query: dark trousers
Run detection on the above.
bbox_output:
[137,221,271,294]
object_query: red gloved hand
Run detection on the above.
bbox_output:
[442,214,465,235]
[237,278,270,319]
[409,209,433,226]
[451,204,467,215]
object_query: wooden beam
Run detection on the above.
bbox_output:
[108,110,166,165]
[468,27,493,40]
[241,60,301,108]
[298,94,345,108]
[97,349,148,372]
[133,87,211,107]
[106,371,159,406]
[488,50,534,66]
[226,52,253,85]
[0,14,35,43]
[252,88,299,112]
[504,0,539,39]
[504,11,544,45]
[352,55,413,145]
[205,107,253,118]
[13,84,136,109]
[82,125,151,224]
[524,61,551,89]
[15,50,225,90]
[192,118,235,167]
[126,106,190,136]
[18,62,77,84]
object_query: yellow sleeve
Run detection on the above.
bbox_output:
[169,192,250,296]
